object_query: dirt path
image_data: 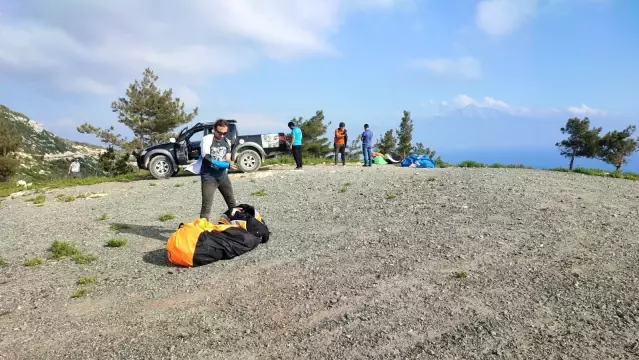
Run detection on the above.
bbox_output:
[1,166,638,359]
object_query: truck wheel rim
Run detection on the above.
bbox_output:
[155,160,169,174]
[242,155,257,169]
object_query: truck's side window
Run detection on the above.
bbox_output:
[189,129,204,144]
[227,125,237,139]
[186,129,205,159]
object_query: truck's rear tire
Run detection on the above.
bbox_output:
[236,150,262,173]
[149,155,174,179]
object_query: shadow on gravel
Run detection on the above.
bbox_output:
[142,248,174,267]
[111,223,173,241]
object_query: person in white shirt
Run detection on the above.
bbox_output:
[68,159,81,178]
[198,120,238,220]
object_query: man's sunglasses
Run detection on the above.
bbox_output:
[215,129,227,136]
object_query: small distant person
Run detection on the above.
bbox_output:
[334,122,347,166]
[199,119,238,220]
[288,121,303,170]
[361,124,373,167]
[68,158,81,178]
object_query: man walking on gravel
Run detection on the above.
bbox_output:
[199,119,238,220]
[361,124,373,167]
[333,122,347,166]
[68,158,81,178]
[288,121,303,170]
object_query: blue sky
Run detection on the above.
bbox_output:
[1,0,638,169]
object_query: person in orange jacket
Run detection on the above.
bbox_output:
[334,122,347,166]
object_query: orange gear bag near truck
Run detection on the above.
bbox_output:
[166,204,270,267]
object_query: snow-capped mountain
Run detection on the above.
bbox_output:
[414,105,568,151]
[446,104,511,120]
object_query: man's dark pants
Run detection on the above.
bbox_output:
[291,145,303,168]
[334,144,346,165]
[200,174,237,220]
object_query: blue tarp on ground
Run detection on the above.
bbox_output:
[400,153,436,168]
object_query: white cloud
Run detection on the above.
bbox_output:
[451,94,512,111]
[430,94,607,118]
[452,94,479,107]
[567,104,607,116]
[0,0,399,95]
[430,94,531,115]
[218,113,285,134]
[475,0,539,36]
[173,87,200,109]
[408,56,482,80]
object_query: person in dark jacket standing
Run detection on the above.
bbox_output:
[199,119,238,220]
[288,121,303,170]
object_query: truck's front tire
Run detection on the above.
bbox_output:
[148,155,174,179]
[236,150,262,173]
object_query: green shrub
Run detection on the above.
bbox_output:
[106,238,128,247]
[0,157,19,182]
[48,240,80,259]
[158,213,176,222]
[77,276,97,285]
[251,189,268,197]
[457,160,486,168]
[71,253,97,264]
[111,223,131,231]
[24,257,45,267]
[71,288,89,298]
[435,158,450,168]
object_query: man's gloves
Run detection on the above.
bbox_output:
[210,159,238,170]
[210,159,231,169]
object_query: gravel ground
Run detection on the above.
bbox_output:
[1,165,638,360]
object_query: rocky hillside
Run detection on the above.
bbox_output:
[1,104,107,180]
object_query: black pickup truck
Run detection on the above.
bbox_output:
[137,120,289,179]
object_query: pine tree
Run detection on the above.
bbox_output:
[78,67,198,152]
[555,117,602,170]
[0,118,22,181]
[98,146,133,176]
[347,137,362,160]
[292,110,332,158]
[598,125,639,171]
[396,110,414,157]
[374,129,397,154]
[411,142,436,158]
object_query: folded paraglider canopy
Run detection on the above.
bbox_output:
[166,204,270,267]
[370,152,401,164]
[400,153,436,168]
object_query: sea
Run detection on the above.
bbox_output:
[437,147,639,173]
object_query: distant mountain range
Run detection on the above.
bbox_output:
[1,104,107,180]
[413,104,639,172]
[414,104,566,150]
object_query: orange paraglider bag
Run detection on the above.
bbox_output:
[165,205,269,267]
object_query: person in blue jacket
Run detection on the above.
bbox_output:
[199,119,238,220]
[288,121,303,170]
[361,124,374,167]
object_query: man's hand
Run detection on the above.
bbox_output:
[230,163,238,171]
